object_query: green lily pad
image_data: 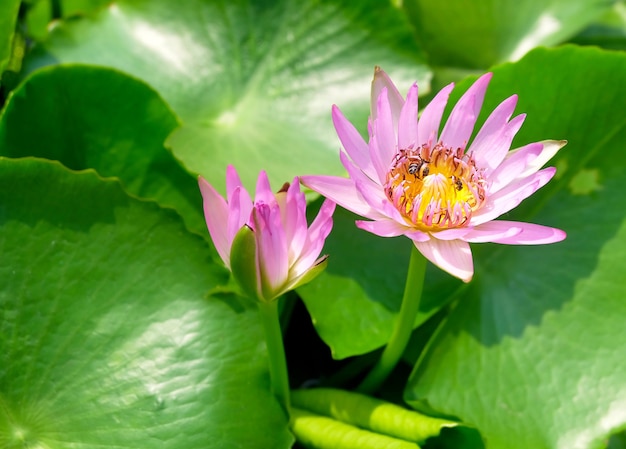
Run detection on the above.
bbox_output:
[405,46,626,449]
[403,0,614,69]
[0,157,293,449]
[24,0,430,193]
[0,64,206,235]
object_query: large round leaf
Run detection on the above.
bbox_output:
[0,157,292,448]
[405,46,626,449]
[24,0,430,193]
[403,0,614,69]
[0,64,205,235]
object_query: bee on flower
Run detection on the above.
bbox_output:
[302,67,566,282]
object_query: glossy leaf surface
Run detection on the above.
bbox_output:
[403,0,614,68]
[26,0,431,193]
[0,64,205,234]
[0,157,293,449]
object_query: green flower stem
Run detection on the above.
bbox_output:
[258,299,291,414]
[357,246,426,393]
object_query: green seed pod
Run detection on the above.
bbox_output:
[291,388,456,444]
[290,407,420,449]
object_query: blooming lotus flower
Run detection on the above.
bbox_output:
[301,68,566,282]
[199,166,335,302]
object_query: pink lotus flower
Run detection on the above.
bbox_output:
[199,166,335,302]
[301,68,566,282]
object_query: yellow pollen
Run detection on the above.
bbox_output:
[385,144,485,231]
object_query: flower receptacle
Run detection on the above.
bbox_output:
[230,224,261,302]
[289,256,329,292]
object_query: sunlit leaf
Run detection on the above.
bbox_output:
[0,157,293,449]
[403,0,615,68]
[25,0,431,193]
[0,64,205,235]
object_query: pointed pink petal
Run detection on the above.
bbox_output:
[431,228,473,240]
[355,182,411,231]
[371,67,404,127]
[284,179,308,260]
[513,140,566,179]
[293,199,335,277]
[343,146,418,226]
[254,170,274,205]
[226,165,244,201]
[253,203,289,299]
[332,105,377,180]
[405,229,431,242]
[198,176,231,267]
[379,197,414,226]
[368,131,390,184]
[414,238,474,282]
[374,87,398,169]
[300,175,383,220]
[355,218,411,237]
[339,150,384,198]
[417,83,454,146]
[471,168,556,226]
[227,185,253,247]
[439,73,492,150]
[470,95,525,173]
[339,150,391,216]
[461,221,523,243]
[487,142,543,193]
[398,83,419,149]
[340,151,411,226]
[472,221,566,244]
[307,199,336,244]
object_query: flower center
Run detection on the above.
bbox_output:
[384,144,486,231]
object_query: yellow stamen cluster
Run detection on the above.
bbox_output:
[384,144,485,231]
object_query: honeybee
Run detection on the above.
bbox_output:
[407,159,429,178]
